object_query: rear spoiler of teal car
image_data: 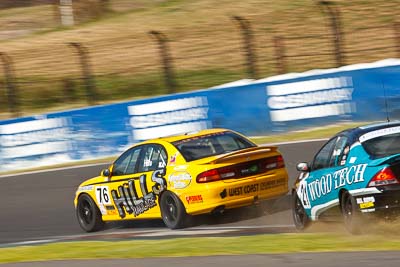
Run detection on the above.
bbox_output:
[368,153,400,167]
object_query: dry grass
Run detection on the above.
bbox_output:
[0,0,399,117]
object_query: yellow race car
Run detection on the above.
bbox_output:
[74,128,289,231]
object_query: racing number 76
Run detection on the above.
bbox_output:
[96,186,111,204]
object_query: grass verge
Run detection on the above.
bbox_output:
[1,233,400,263]
[250,121,370,144]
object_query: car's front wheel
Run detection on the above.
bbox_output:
[159,191,188,229]
[76,194,105,232]
[341,191,363,234]
[292,193,311,230]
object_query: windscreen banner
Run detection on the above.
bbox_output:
[1,59,400,171]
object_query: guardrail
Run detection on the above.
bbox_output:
[1,59,400,172]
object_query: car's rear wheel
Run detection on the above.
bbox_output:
[292,193,311,230]
[341,191,363,234]
[76,194,105,232]
[160,191,187,229]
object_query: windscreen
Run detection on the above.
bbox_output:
[361,131,400,158]
[172,131,256,161]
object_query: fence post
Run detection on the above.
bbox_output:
[318,1,345,67]
[149,31,177,94]
[63,78,77,102]
[273,36,287,74]
[393,22,400,58]
[0,52,20,117]
[58,0,75,26]
[232,16,258,79]
[69,42,97,104]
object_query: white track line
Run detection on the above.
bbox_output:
[0,162,109,179]
[0,224,296,247]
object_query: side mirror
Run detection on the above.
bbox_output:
[101,168,111,177]
[296,162,310,172]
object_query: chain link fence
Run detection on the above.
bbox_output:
[1,1,400,118]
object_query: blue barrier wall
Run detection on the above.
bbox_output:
[1,59,400,171]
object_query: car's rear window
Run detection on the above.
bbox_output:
[172,131,256,161]
[361,132,400,158]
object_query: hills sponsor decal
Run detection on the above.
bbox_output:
[109,169,167,218]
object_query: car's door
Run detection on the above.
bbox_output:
[102,144,168,220]
[299,135,350,219]
[135,144,168,215]
[97,146,143,219]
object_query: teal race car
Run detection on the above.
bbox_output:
[292,121,400,234]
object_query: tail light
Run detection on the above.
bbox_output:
[196,155,285,183]
[368,167,399,187]
[197,169,221,183]
[196,166,236,183]
[264,155,285,170]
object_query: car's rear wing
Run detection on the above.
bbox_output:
[207,146,278,164]
[368,153,400,167]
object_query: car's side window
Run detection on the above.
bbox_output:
[328,136,349,167]
[113,147,141,176]
[312,137,338,170]
[138,144,167,173]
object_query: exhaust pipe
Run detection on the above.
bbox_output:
[211,205,225,215]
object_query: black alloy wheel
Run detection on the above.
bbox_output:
[160,191,188,229]
[292,193,311,230]
[76,194,105,232]
[341,192,363,235]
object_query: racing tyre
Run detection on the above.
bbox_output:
[160,191,187,229]
[76,194,105,232]
[341,192,363,235]
[292,193,311,230]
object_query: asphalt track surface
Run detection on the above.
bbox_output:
[2,140,400,266]
[2,252,400,267]
[0,140,328,244]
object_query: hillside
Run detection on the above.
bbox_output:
[0,0,399,118]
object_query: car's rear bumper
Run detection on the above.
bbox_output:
[181,168,289,215]
[353,185,400,215]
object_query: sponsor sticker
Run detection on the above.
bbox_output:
[349,157,357,164]
[299,164,367,203]
[228,178,286,197]
[186,195,203,204]
[359,126,400,143]
[357,196,375,209]
[169,152,178,165]
[105,205,118,215]
[174,165,188,171]
[77,185,94,192]
[111,170,167,218]
[360,202,374,209]
[168,172,192,189]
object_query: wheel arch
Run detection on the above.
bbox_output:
[159,189,188,209]
[75,192,105,232]
[75,192,102,214]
